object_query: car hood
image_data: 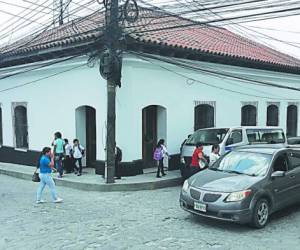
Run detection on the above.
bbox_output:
[190,169,263,192]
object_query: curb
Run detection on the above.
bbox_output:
[0,168,182,192]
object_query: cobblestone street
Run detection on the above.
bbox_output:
[1,174,300,250]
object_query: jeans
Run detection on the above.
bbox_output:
[36,173,58,201]
[55,153,64,177]
[74,158,82,174]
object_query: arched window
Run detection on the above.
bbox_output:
[241,105,257,126]
[287,105,298,137]
[14,105,28,148]
[194,104,214,131]
[267,105,279,126]
[0,107,2,145]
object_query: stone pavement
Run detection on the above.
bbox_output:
[0,162,182,192]
[1,174,300,250]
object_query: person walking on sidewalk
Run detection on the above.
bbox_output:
[53,132,65,178]
[73,139,85,176]
[35,147,63,204]
[153,139,168,178]
[64,138,73,173]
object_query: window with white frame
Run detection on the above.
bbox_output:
[267,103,279,126]
[0,105,2,145]
[241,102,257,126]
[194,101,215,131]
[13,103,28,149]
[287,104,298,137]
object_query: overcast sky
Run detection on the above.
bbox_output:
[1,0,300,59]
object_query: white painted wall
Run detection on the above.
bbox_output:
[75,106,87,166]
[1,53,300,163]
[0,56,107,160]
[117,53,300,161]
[157,106,167,143]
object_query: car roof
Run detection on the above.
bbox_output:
[234,144,288,155]
[196,126,284,131]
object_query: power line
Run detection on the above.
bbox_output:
[132,51,299,100]
[0,59,86,94]
[131,51,300,94]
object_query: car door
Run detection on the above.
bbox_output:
[270,151,294,210]
[287,151,300,202]
[224,129,244,153]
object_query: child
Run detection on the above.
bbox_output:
[73,139,85,176]
[209,144,220,167]
[64,138,73,173]
[53,132,65,178]
[153,139,168,178]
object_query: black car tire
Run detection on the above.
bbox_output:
[251,198,269,229]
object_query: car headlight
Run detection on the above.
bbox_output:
[225,190,251,202]
[180,157,185,164]
[182,180,189,193]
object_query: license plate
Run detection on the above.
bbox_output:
[194,202,207,212]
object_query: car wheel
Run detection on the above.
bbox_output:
[251,199,269,229]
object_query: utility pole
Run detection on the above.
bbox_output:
[104,0,120,184]
[59,0,64,25]
[99,0,138,183]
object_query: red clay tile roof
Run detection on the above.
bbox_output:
[1,6,300,69]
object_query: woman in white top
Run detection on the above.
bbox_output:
[63,139,73,173]
[209,144,220,167]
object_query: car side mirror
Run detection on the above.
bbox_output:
[226,138,233,146]
[271,171,286,178]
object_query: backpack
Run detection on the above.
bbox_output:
[153,147,163,161]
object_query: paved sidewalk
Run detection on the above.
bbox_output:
[0,162,182,192]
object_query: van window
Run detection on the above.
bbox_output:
[226,130,242,145]
[185,128,228,145]
[246,129,285,144]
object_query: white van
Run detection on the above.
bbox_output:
[180,126,286,166]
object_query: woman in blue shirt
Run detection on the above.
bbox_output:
[35,147,63,203]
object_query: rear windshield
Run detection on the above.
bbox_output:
[246,129,285,144]
[185,128,229,146]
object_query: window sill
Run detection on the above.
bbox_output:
[14,148,28,152]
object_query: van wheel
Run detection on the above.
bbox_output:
[251,199,269,229]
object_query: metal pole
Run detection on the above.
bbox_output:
[105,0,119,183]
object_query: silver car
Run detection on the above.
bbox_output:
[180,145,300,228]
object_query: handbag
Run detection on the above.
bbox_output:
[198,158,208,169]
[32,172,40,182]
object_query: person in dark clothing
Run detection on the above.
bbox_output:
[115,146,122,179]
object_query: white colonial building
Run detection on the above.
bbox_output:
[1,7,300,175]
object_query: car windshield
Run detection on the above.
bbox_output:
[210,151,272,176]
[246,129,285,144]
[185,128,229,145]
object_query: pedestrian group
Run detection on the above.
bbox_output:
[34,131,85,204]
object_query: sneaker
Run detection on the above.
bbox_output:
[162,173,166,176]
[54,197,63,203]
[156,176,161,178]
[77,173,81,176]
[36,200,46,204]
